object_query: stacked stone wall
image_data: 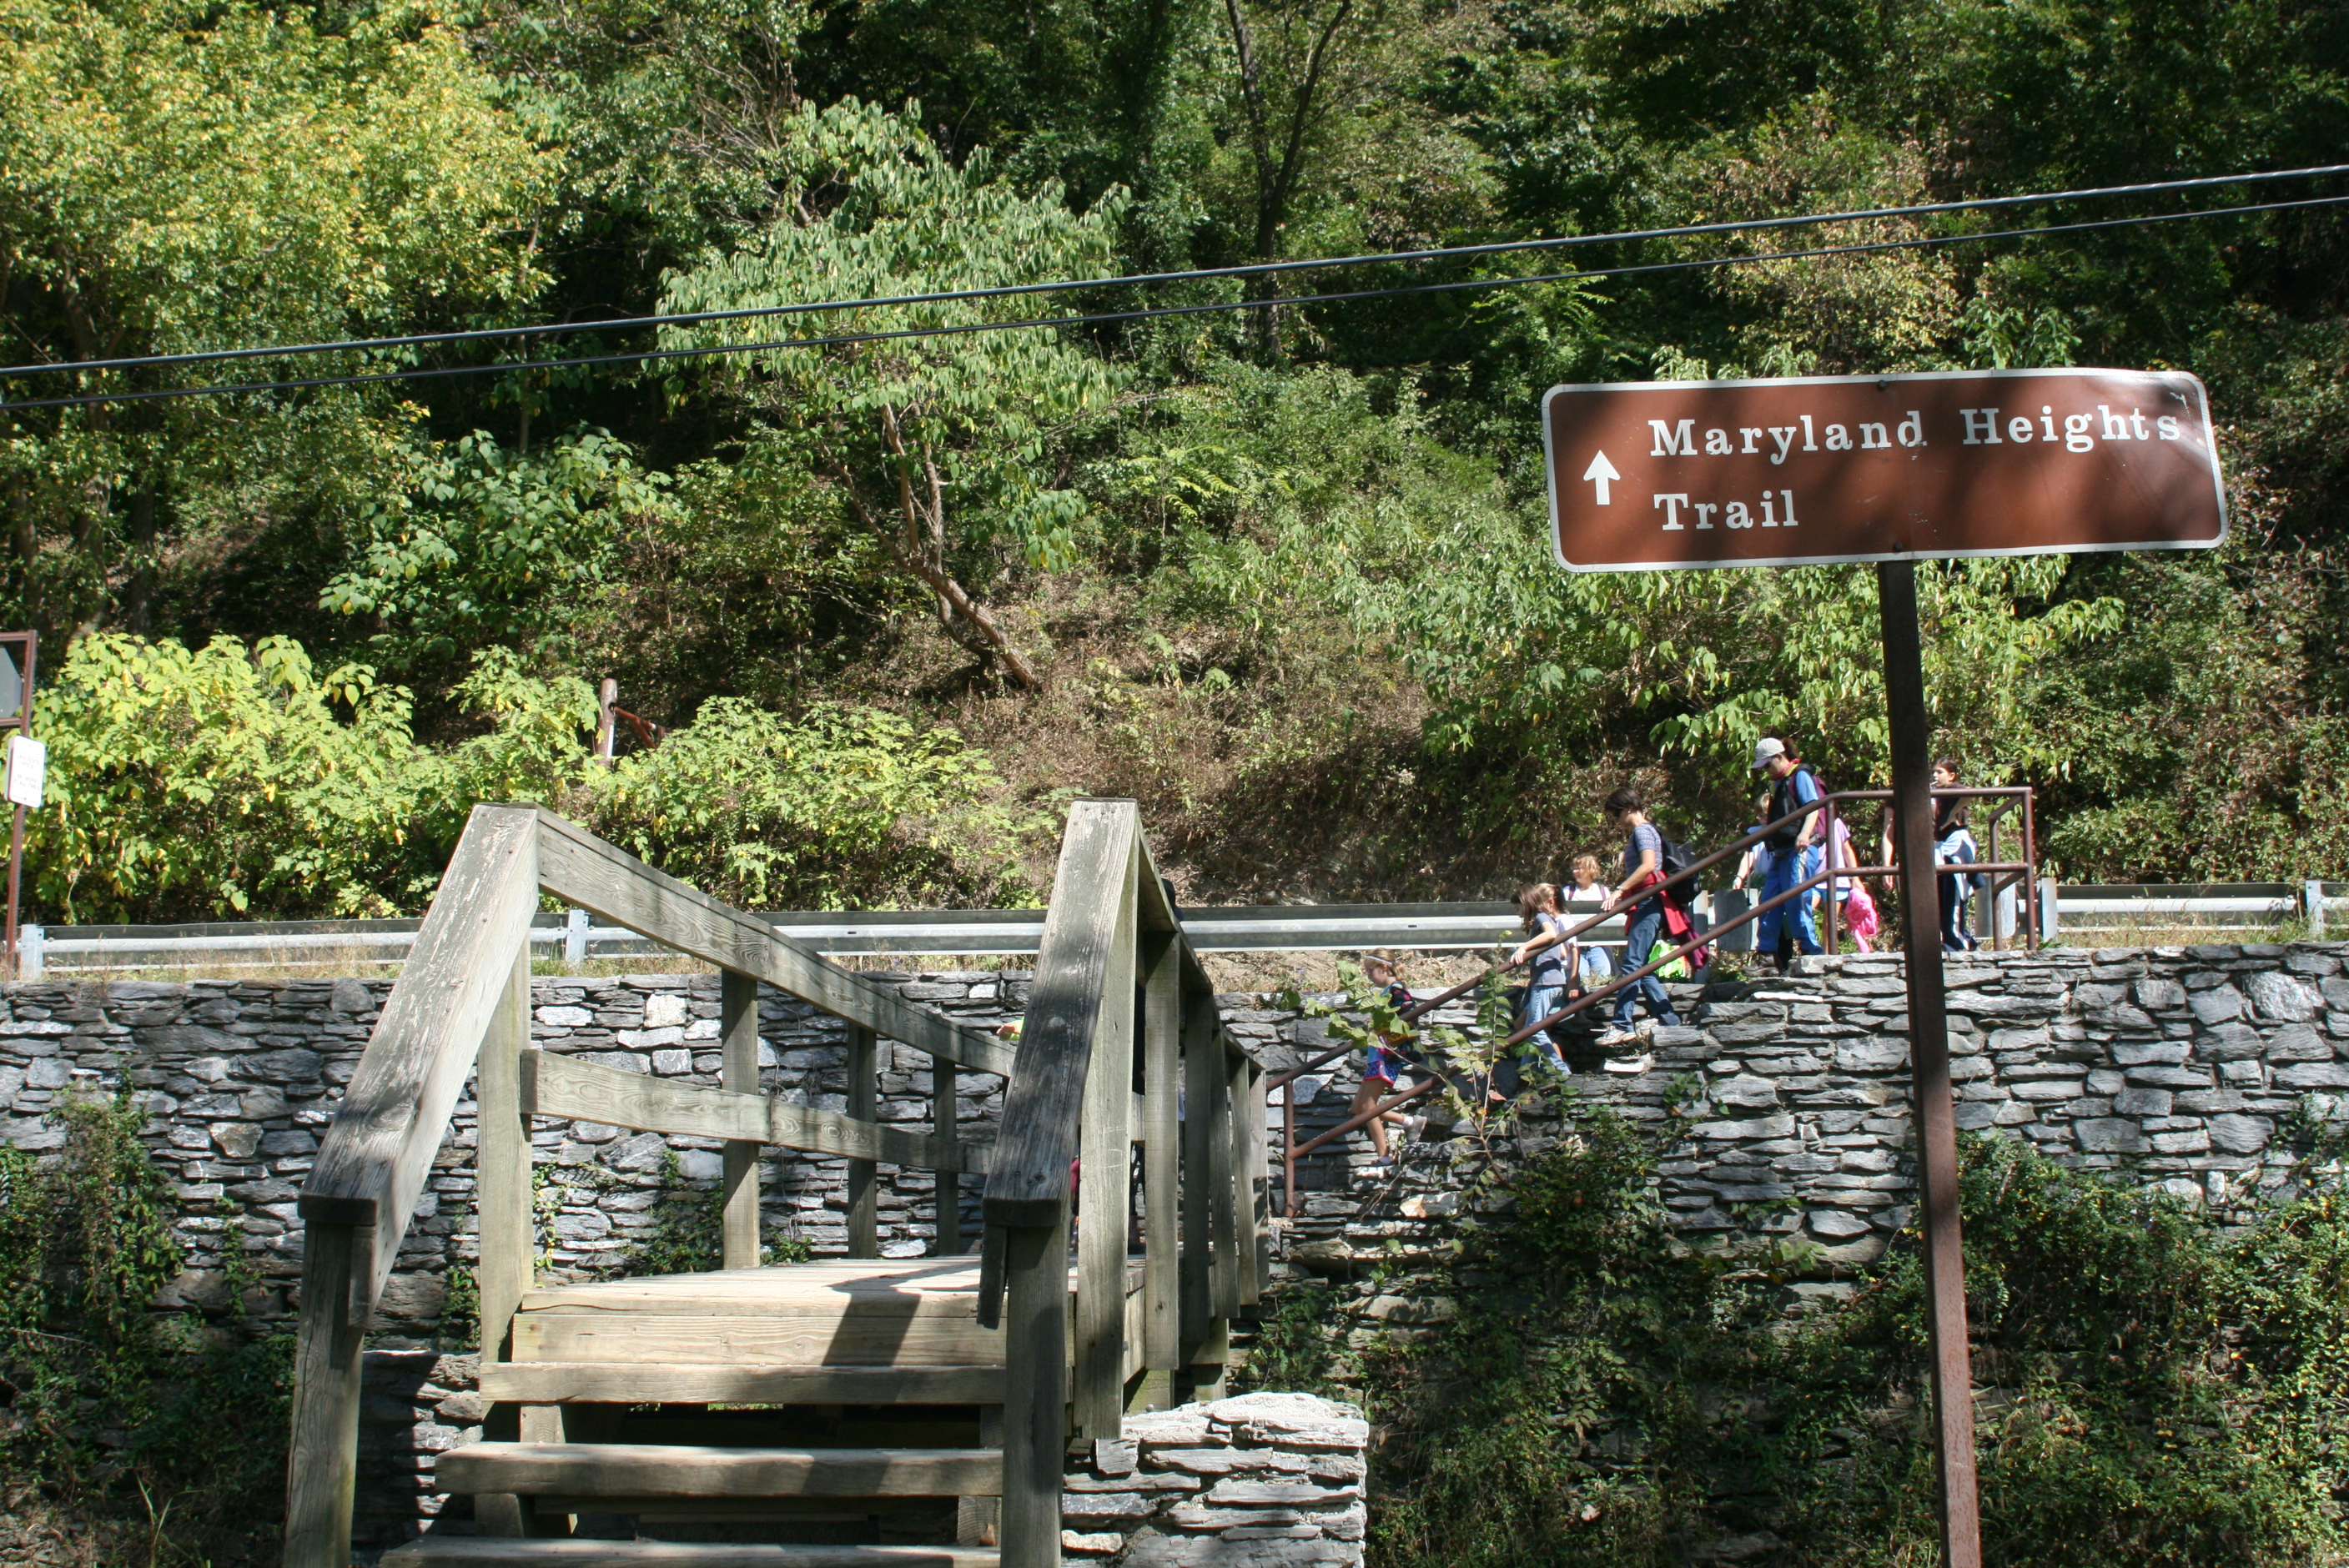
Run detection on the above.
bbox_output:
[1255,942,2349,1271]
[1064,1393,1368,1567]
[6,942,2347,1550]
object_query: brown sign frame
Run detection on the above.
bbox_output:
[1542,366,2227,573]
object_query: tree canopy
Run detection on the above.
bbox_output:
[2,0,2346,915]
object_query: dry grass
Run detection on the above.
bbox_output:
[2044,919,2301,950]
[826,570,1648,907]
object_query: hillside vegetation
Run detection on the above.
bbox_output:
[4,0,2347,920]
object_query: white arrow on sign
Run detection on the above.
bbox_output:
[1582,450,1620,505]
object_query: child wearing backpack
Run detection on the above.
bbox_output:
[1594,787,1683,1066]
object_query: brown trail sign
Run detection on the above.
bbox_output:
[1543,368,2224,571]
[1541,367,2227,1568]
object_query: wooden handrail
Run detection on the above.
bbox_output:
[289,807,1056,1568]
[520,1048,993,1174]
[983,801,1142,1234]
[290,798,1263,1568]
[297,804,540,1299]
[535,807,1017,1076]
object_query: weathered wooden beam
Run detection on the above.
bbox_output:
[439,1443,1005,1499]
[934,1053,962,1256]
[848,1023,878,1259]
[1139,932,1182,1389]
[720,971,762,1269]
[984,800,1139,1229]
[1240,1057,1267,1306]
[533,811,1013,1076]
[282,1221,365,1568]
[1074,836,1139,1440]
[476,946,536,1366]
[998,1216,1069,1568]
[300,805,539,1318]
[1179,982,1222,1370]
[520,1050,989,1175]
[479,1362,1006,1406]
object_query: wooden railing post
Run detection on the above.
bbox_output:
[1179,989,1222,1391]
[847,1023,879,1258]
[283,1220,365,1568]
[1074,842,1139,1438]
[721,970,762,1268]
[935,1051,963,1254]
[999,1213,1070,1568]
[1134,932,1181,1413]
[472,943,536,1536]
[1241,1058,1269,1303]
[287,804,539,1568]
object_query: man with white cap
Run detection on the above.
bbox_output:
[1752,737,1824,968]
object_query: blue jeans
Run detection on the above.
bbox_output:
[1758,843,1823,957]
[1612,902,1681,1029]
[1521,983,1570,1077]
[1939,872,1978,952]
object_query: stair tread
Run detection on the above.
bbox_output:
[516,1259,1141,1315]
[439,1443,1003,1499]
[385,1540,996,1568]
[478,1363,1006,1405]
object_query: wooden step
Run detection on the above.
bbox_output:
[385,1540,995,1568]
[437,1443,1003,1500]
[478,1362,1006,1406]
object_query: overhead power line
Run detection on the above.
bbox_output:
[4,160,2346,386]
[2,189,2342,415]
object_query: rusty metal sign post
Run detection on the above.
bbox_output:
[1542,368,2226,1568]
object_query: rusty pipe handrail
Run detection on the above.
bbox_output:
[1283,837,2038,1167]
[1293,791,1845,1066]
[1284,784,2014,1082]
[1275,785,2039,1176]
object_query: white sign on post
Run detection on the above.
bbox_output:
[6,735,44,808]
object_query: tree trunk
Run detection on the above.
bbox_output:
[837,410,1044,691]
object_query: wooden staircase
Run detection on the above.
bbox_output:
[285,803,1266,1568]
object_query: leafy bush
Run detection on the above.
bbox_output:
[27,633,1045,923]
[595,696,1045,910]
[33,633,441,921]
[1361,1119,2349,1568]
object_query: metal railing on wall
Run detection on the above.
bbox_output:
[14,882,2346,979]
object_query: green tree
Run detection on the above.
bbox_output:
[0,0,555,641]
[658,99,1126,688]
[320,428,676,677]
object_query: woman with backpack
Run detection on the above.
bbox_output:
[1595,787,1683,1064]
[1753,737,1825,969]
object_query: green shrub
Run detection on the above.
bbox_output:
[28,632,1046,923]
[1361,1118,2349,1568]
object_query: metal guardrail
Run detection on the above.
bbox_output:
[14,882,2346,978]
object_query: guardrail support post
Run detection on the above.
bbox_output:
[2039,878,2060,944]
[18,922,38,980]
[2306,881,2326,940]
[563,907,589,967]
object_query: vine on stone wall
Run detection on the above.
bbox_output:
[0,1091,292,1565]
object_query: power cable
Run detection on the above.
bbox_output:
[3,190,2341,415]
[4,160,2346,384]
